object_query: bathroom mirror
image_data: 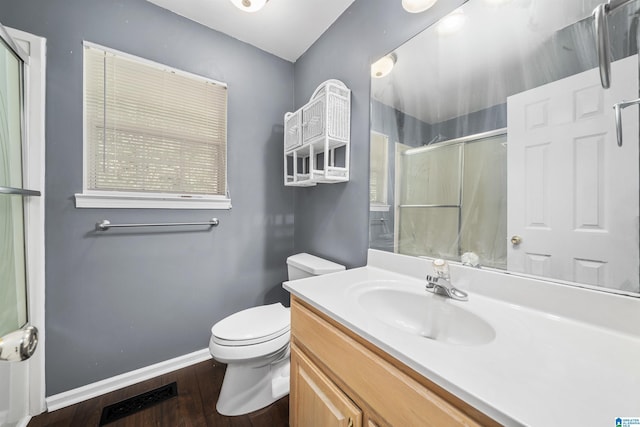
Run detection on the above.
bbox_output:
[370,0,640,295]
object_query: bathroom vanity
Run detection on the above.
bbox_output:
[290,296,498,426]
[284,250,640,426]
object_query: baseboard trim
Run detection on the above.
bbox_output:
[46,348,212,412]
[17,416,31,427]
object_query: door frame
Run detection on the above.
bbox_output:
[7,26,47,418]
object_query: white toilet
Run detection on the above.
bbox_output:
[209,253,345,416]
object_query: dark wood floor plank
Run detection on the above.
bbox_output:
[68,393,105,427]
[187,362,217,427]
[195,361,232,427]
[248,396,289,427]
[28,404,77,427]
[27,360,289,427]
[164,364,207,427]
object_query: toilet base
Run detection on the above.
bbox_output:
[216,357,290,416]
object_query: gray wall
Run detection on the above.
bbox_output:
[0,0,469,397]
[0,0,295,395]
[371,100,431,148]
[292,0,466,268]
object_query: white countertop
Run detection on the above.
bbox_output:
[283,250,640,426]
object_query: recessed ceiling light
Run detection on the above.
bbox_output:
[229,0,269,13]
[402,0,438,14]
[436,10,466,35]
[371,53,397,79]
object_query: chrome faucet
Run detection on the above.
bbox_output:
[425,275,468,301]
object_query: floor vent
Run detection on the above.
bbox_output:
[99,382,178,425]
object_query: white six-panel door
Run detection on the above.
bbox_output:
[507,54,639,293]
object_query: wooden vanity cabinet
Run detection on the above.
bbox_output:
[289,296,500,427]
[291,344,361,427]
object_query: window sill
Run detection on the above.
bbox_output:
[75,193,232,210]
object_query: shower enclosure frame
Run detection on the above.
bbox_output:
[0,24,47,422]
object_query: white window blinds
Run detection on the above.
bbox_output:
[83,43,228,198]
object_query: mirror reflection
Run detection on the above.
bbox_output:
[370,0,640,294]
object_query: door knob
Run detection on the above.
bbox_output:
[511,235,522,246]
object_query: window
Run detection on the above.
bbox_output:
[369,132,389,211]
[75,42,230,209]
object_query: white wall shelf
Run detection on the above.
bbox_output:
[284,79,351,187]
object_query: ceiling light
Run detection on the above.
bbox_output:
[436,10,466,35]
[402,0,438,13]
[371,53,397,79]
[229,0,269,13]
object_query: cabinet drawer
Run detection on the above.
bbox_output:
[291,298,490,427]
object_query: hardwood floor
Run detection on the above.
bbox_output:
[28,360,289,427]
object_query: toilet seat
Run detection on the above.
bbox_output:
[209,330,290,364]
[211,303,290,347]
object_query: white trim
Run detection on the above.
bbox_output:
[82,41,227,88]
[0,24,29,64]
[81,39,89,207]
[7,27,47,417]
[46,349,212,412]
[16,416,31,427]
[74,193,232,209]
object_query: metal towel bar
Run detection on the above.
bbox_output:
[96,218,219,231]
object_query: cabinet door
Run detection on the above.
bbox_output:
[290,344,362,427]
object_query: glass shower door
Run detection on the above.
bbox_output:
[0,32,38,363]
[397,143,462,258]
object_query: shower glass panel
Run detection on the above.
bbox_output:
[0,37,27,337]
[400,143,461,206]
[397,133,506,266]
[460,134,507,269]
[398,206,459,258]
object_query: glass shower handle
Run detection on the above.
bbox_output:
[0,186,41,197]
[613,98,640,147]
[593,0,635,89]
[594,3,611,89]
[0,325,38,362]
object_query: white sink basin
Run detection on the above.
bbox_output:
[349,281,495,346]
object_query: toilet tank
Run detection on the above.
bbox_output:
[286,253,345,280]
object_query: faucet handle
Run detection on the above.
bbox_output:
[433,259,450,280]
[425,274,438,289]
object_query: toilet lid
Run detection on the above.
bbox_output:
[211,303,290,346]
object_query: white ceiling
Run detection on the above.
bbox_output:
[146,0,356,62]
